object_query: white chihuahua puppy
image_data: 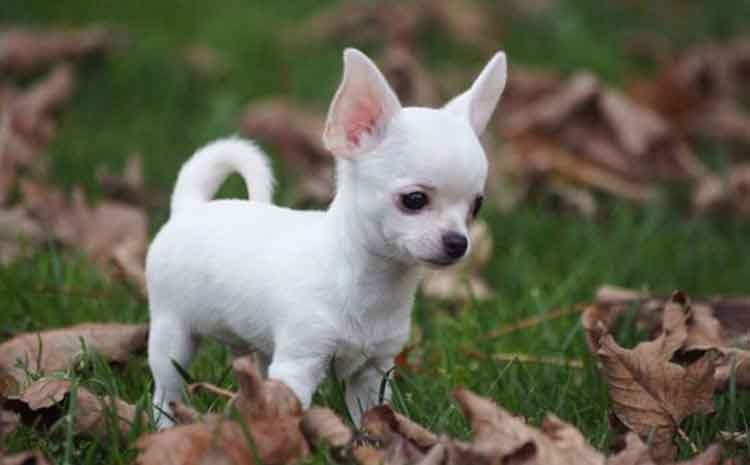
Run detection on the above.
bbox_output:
[146,48,506,428]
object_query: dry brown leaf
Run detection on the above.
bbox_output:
[0,207,47,264]
[0,408,19,441]
[606,434,722,465]
[301,407,352,449]
[421,220,493,302]
[96,153,148,206]
[0,323,148,393]
[0,449,51,465]
[586,285,750,350]
[585,292,718,462]
[506,136,658,203]
[295,0,496,52]
[360,405,435,465]
[137,356,310,465]
[18,180,149,291]
[496,67,707,213]
[382,44,443,107]
[182,44,230,80]
[11,64,76,145]
[674,444,723,465]
[0,64,76,176]
[2,377,142,440]
[694,164,750,216]
[239,98,333,205]
[607,432,657,465]
[454,388,605,465]
[169,400,201,425]
[0,26,112,73]
[629,38,750,146]
[137,419,264,465]
[231,356,302,421]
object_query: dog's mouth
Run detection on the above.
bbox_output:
[422,256,460,268]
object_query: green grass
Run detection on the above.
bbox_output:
[2,0,750,462]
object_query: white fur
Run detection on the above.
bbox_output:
[146,48,507,428]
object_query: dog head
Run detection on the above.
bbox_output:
[323,48,506,267]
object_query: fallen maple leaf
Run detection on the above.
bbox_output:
[584,292,719,462]
[136,355,309,465]
[239,98,333,205]
[295,0,496,53]
[19,180,149,293]
[301,407,352,450]
[382,43,443,107]
[360,404,441,465]
[0,26,113,74]
[2,377,142,440]
[96,153,149,206]
[0,323,148,393]
[694,164,750,216]
[182,43,231,81]
[0,408,19,441]
[629,38,750,147]
[455,387,606,465]
[0,449,50,465]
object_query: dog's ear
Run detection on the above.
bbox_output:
[323,48,402,158]
[444,51,507,135]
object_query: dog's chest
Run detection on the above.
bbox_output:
[327,270,417,376]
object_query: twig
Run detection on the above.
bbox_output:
[676,427,699,454]
[719,431,748,445]
[479,305,587,341]
[188,382,236,399]
[462,348,584,369]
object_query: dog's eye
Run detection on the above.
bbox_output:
[400,192,429,211]
[472,195,484,218]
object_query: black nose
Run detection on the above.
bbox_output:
[442,232,468,259]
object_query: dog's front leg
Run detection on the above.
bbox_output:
[268,349,329,408]
[345,356,394,426]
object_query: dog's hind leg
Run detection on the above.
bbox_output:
[148,316,197,429]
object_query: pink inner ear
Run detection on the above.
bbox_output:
[345,97,382,146]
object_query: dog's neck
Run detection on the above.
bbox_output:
[325,161,421,287]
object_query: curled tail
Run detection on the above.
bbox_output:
[170,137,274,215]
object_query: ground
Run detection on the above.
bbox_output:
[2,0,750,463]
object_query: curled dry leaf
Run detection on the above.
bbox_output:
[0,408,19,441]
[629,38,750,146]
[454,388,605,465]
[96,153,148,206]
[382,43,443,107]
[360,404,441,465]
[137,356,309,465]
[2,377,142,440]
[584,292,718,463]
[239,97,333,205]
[0,63,76,184]
[694,164,750,216]
[182,43,230,80]
[0,26,112,74]
[607,432,657,465]
[497,68,705,213]
[0,449,50,465]
[0,207,46,264]
[585,285,750,349]
[10,64,76,145]
[295,0,496,52]
[301,407,352,449]
[230,355,302,420]
[19,180,149,293]
[0,323,148,393]
[421,219,493,302]
[605,433,722,465]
